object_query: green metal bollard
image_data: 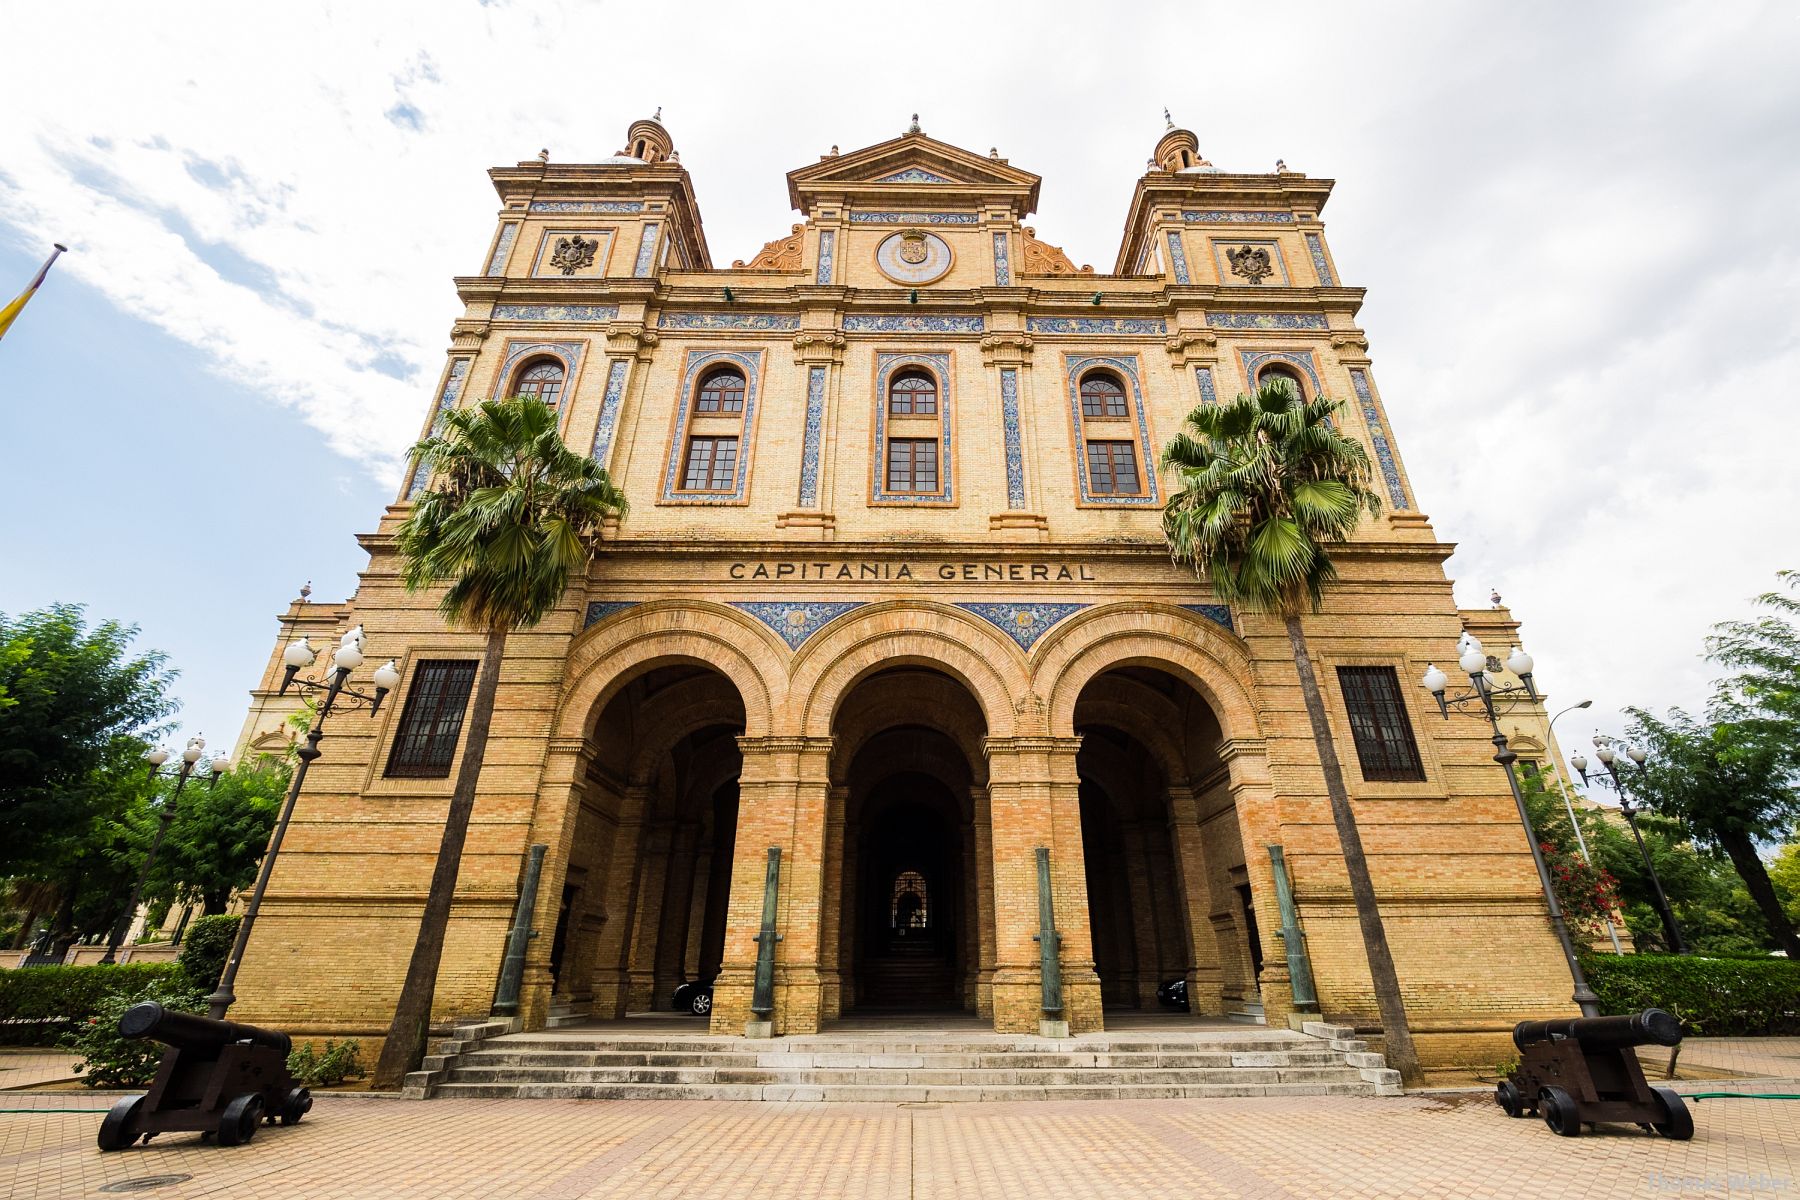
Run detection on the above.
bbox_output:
[747,847,782,1037]
[1033,847,1068,1037]
[1266,844,1319,1014]
[492,843,548,1018]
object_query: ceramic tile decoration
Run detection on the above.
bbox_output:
[657,312,802,331]
[992,232,1011,286]
[493,340,586,400]
[1180,603,1234,632]
[875,230,954,285]
[874,168,955,184]
[583,600,639,629]
[590,359,632,468]
[1165,231,1191,284]
[872,352,953,503]
[848,212,980,224]
[816,229,835,285]
[843,315,984,333]
[1064,354,1160,506]
[732,601,866,650]
[1209,312,1328,331]
[1028,317,1166,336]
[1306,233,1335,286]
[1000,368,1025,508]
[529,200,644,213]
[660,349,763,503]
[492,304,618,322]
[633,222,660,277]
[955,602,1089,651]
[1195,365,1217,404]
[797,366,826,507]
[404,358,473,499]
[486,223,518,276]
[1351,368,1411,510]
[1239,350,1323,397]
[1182,210,1294,224]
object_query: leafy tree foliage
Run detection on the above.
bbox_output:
[141,761,286,915]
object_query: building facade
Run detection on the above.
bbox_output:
[230,114,1576,1075]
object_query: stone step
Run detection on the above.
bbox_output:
[444,1064,1365,1088]
[457,1049,1346,1070]
[480,1036,1320,1055]
[432,1079,1375,1102]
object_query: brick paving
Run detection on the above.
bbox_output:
[3,1083,1797,1198]
[0,1053,81,1091]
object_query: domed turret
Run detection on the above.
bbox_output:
[617,107,674,164]
[1151,110,1218,174]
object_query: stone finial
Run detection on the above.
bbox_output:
[652,106,662,122]
[830,144,839,156]
[908,113,922,135]
[990,146,1000,159]
[1276,158,1288,173]
[1164,106,1173,129]
[537,148,549,163]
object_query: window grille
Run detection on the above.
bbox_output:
[1337,666,1426,782]
[385,660,478,778]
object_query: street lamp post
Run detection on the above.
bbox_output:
[1571,739,1689,955]
[1545,700,1624,955]
[205,626,399,1019]
[100,736,228,965]
[1422,635,1601,1017]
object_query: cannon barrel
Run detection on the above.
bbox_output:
[117,1002,293,1057]
[1512,1008,1681,1053]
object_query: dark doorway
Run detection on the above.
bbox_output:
[851,774,964,1011]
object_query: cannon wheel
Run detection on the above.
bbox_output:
[1539,1086,1582,1136]
[218,1093,265,1146]
[1494,1080,1525,1118]
[96,1095,145,1152]
[1651,1087,1695,1141]
[281,1086,313,1126]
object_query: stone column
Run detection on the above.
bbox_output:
[983,736,1101,1033]
[972,785,996,1018]
[517,734,590,1030]
[1221,738,1294,1024]
[1164,784,1224,1013]
[589,783,651,1018]
[1119,821,1163,1008]
[627,820,673,1010]
[683,844,712,981]
[818,784,849,1020]
[652,821,702,1001]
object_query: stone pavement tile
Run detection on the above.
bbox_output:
[1,1089,1796,1199]
[0,1053,82,1091]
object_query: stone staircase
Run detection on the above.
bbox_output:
[404,1019,1400,1102]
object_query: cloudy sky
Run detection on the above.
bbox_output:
[2,1,1797,782]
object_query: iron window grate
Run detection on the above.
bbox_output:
[1337,665,1426,782]
[385,660,478,778]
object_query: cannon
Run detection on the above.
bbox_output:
[1496,1008,1693,1139]
[96,1002,311,1151]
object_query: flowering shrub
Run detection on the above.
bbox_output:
[1540,840,1623,939]
[61,979,204,1088]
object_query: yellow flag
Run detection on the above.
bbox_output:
[0,244,68,342]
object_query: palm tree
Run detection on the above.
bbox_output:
[1160,380,1421,1084]
[372,395,627,1088]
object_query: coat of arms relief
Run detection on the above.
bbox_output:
[551,234,600,275]
[1226,245,1274,285]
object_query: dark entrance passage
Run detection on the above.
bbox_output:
[852,779,964,1010]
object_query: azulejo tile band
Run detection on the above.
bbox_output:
[955,602,1090,652]
[1351,368,1411,511]
[875,168,955,184]
[816,229,835,285]
[1000,368,1025,509]
[1195,366,1217,404]
[661,349,763,503]
[1305,233,1335,286]
[731,601,866,650]
[486,224,518,276]
[1165,231,1191,284]
[1064,354,1160,507]
[1028,317,1167,336]
[657,312,802,331]
[1239,350,1323,397]
[405,359,473,498]
[529,200,643,213]
[583,600,639,629]
[797,366,826,507]
[492,304,618,322]
[1179,603,1234,632]
[1182,210,1294,224]
[992,232,1011,286]
[633,222,660,277]
[590,359,632,468]
[848,212,980,224]
[872,352,953,503]
[1210,312,1328,331]
[844,315,984,333]
[494,340,586,400]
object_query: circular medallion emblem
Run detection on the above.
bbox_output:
[876,228,953,284]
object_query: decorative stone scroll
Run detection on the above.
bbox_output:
[1021,228,1093,276]
[735,225,804,271]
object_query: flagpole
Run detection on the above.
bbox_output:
[0,243,70,342]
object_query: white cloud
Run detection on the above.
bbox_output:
[2,0,1797,729]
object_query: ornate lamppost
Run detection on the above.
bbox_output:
[1571,737,1689,955]
[205,626,399,1019]
[1422,634,1600,1017]
[100,736,228,965]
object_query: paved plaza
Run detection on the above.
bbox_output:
[3,1078,1798,1199]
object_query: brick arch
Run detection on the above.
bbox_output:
[1072,693,1188,789]
[791,601,1027,739]
[829,669,989,786]
[555,600,784,741]
[623,675,747,783]
[845,727,978,810]
[1035,603,1261,742]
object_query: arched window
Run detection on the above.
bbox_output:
[891,870,929,930]
[1258,364,1305,400]
[1180,150,1192,169]
[514,358,565,408]
[634,139,646,159]
[695,368,746,414]
[888,370,937,416]
[1080,372,1128,420]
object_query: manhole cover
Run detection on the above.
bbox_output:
[100,1176,193,1194]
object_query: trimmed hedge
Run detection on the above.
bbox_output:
[178,914,240,992]
[1585,953,1800,1036]
[0,963,187,1046]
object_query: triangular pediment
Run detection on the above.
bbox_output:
[787,132,1040,215]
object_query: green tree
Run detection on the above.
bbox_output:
[1160,380,1421,1082]
[373,395,627,1088]
[142,760,287,915]
[1767,833,1800,929]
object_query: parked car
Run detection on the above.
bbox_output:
[1156,978,1189,1011]
[671,979,715,1016]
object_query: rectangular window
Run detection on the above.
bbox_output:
[1337,666,1426,782]
[385,660,478,778]
[681,436,738,491]
[1085,441,1142,495]
[886,438,939,492]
